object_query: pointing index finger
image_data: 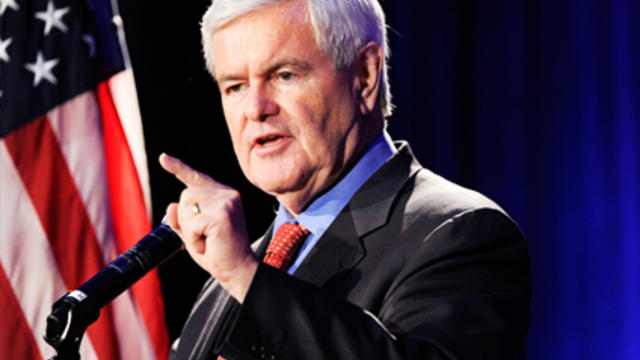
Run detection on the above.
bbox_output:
[159,153,214,187]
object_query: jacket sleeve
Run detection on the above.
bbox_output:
[214,208,531,360]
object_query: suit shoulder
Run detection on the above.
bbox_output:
[406,167,505,218]
[388,166,526,246]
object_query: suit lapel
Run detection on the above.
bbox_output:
[349,142,422,235]
[292,208,363,288]
[292,142,422,289]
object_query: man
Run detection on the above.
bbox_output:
[161,0,531,359]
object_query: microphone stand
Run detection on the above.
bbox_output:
[43,222,182,360]
[43,293,99,360]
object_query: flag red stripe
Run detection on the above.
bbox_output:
[0,265,43,360]
[97,82,170,360]
[4,116,120,360]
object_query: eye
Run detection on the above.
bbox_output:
[225,83,245,95]
[277,71,296,81]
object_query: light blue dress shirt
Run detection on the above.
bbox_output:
[272,131,397,275]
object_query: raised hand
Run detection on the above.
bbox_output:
[159,153,259,303]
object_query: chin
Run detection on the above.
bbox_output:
[251,171,308,198]
[255,178,299,195]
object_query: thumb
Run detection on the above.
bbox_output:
[159,153,214,187]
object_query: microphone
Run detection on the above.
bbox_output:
[44,220,183,356]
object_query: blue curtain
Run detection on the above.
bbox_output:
[383,1,639,358]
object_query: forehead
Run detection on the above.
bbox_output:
[211,1,326,78]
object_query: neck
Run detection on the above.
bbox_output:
[278,115,385,217]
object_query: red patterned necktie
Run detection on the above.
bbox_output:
[262,222,310,270]
[217,222,309,360]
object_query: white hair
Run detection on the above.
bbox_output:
[201,0,393,117]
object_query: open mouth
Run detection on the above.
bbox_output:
[256,134,284,146]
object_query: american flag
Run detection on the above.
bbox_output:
[0,0,169,359]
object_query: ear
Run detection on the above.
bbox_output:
[354,41,384,116]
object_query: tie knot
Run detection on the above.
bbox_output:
[263,222,310,270]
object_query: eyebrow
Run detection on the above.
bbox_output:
[217,59,312,84]
[265,59,312,75]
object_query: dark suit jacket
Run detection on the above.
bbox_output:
[171,142,531,360]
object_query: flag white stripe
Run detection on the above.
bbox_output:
[107,0,151,220]
[47,92,157,360]
[0,140,99,360]
[111,290,158,360]
[47,92,116,263]
[107,70,153,221]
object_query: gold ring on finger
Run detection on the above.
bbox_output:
[192,202,201,216]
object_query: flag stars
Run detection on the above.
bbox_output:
[24,52,60,86]
[0,37,12,63]
[35,0,70,35]
[0,0,19,16]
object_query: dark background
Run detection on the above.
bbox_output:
[117,1,640,359]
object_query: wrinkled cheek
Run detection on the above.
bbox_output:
[222,103,244,141]
[249,152,310,193]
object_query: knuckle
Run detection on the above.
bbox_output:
[220,197,236,213]
[204,225,221,241]
[226,189,242,203]
[190,171,201,184]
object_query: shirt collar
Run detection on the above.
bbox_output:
[273,131,397,236]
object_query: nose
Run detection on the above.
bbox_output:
[244,84,279,122]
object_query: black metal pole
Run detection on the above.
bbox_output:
[43,222,182,358]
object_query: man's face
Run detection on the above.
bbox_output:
[212,1,368,214]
